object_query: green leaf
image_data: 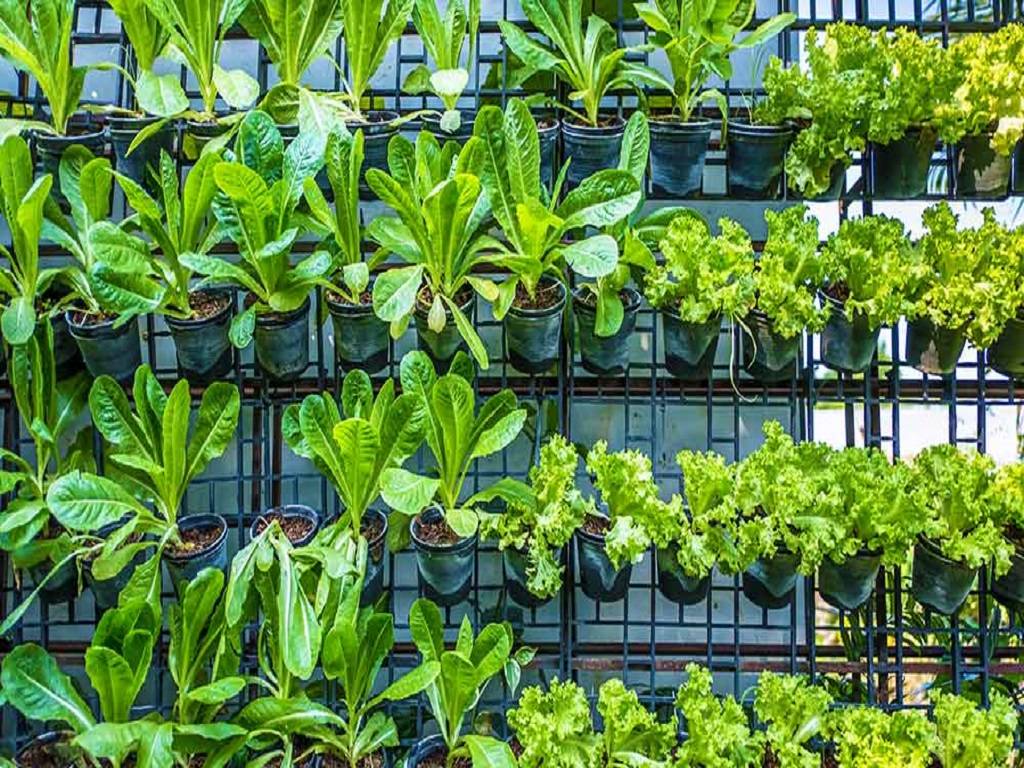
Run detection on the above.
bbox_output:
[135,69,189,117]
[464,735,516,768]
[185,382,241,483]
[213,66,259,110]
[187,676,246,705]
[47,471,148,532]
[372,265,423,322]
[229,304,257,348]
[380,468,439,517]
[561,234,618,279]
[2,296,35,345]
[557,170,642,231]
[0,644,96,734]
[441,293,489,370]
[85,646,137,723]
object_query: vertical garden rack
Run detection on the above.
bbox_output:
[2,0,1024,753]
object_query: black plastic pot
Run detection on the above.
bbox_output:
[249,504,320,547]
[991,546,1024,611]
[84,519,149,612]
[870,129,936,199]
[741,309,800,383]
[361,508,388,607]
[16,731,87,768]
[573,287,641,376]
[164,513,229,601]
[28,554,78,604]
[35,128,106,198]
[109,115,175,194]
[414,290,475,367]
[183,119,230,160]
[66,311,141,382]
[561,117,625,188]
[349,111,399,190]
[662,311,721,380]
[649,117,711,197]
[817,550,881,611]
[911,537,977,615]
[503,546,556,608]
[742,549,799,609]
[50,312,82,380]
[575,519,633,602]
[819,292,880,373]
[253,297,311,382]
[421,111,476,145]
[656,547,711,605]
[538,117,560,190]
[905,317,966,377]
[410,507,476,607]
[954,132,1011,198]
[1013,140,1024,195]
[505,279,566,375]
[165,291,234,384]
[988,315,1024,378]
[327,291,390,374]
[406,735,446,768]
[799,162,846,201]
[726,120,792,199]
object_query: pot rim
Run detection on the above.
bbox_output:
[249,503,321,545]
[165,288,234,329]
[346,109,401,127]
[508,277,567,318]
[648,115,714,131]
[108,114,172,132]
[253,294,311,328]
[916,534,975,569]
[561,115,626,135]
[165,513,228,564]
[65,310,136,338]
[661,307,722,327]
[410,507,477,553]
[325,287,375,316]
[362,507,389,548]
[35,126,106,145]
[576,512,612,545]
[727,118,794,136]
[16,730,80,763]
[572,285,641,315]
[414,286,476,319]
[536,116,561,134]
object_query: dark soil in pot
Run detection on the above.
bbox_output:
[183,118,231,160]
[411,507,476,607]
[741,308,800,383]
[648,115,711,197]
[327,288,389,374]
[251,294,311,382]
[323,751,385,768]
[414,284,475,367]
[819,286,880,373]
[420,111,477,144]
[361,509,388,606]
[164,513,229,600]
[988,311,1024,377]
[905,316,966,377]
[250,504,320,547]
[505,278,566,375]
[561,115,626,188]
[537,116,560,190]
[726,120,792,199]
[16,730,88,768]
[662,310,721,380]
[575,513,633,602]
[573,286,641,376]
[407,735,468,768]
[165,289,234,384]
[870,128,936,199]
[109,114,175,194]
[66,309,142,382]
[954,131,1011,198]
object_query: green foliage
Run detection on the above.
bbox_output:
[499,0,670,126]
[988,461,1024,532]
[479,434,588,600]
[755,206,827,339]
[673,450,740,577]
[823,706,936,768]
[597,678,677,767]
[909,202,1024,349]
[675,664,758,768]
[753,672,832,768]
[931,690,1017,768]
[106,0,169,71]
[339,0,416,115]
[820,214,922,331]
[644,214,755,324]
[1,643,97,735]
[404,0,480,132]
[507,679,600,768]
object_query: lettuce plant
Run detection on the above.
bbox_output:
[823,706,936,768]
[644,214,756,325]
[673,450,741,577]
[755,206,827,339]
[819,215,923,331]
[508,679,600,768]
[675,663,759,768]
[597,679,677,768]
[338,0,415,118]
[479,434,588,600]
[753,672,832,768]
[988,462,1024,541]
[931,690,1017,768]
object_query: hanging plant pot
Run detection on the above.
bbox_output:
[109,115,175,194]
[656,547,711,606]
[50,312,82,380]
[327,289,390,375]
[414,287,475,367]
[988,314,1024,378]
[575,514,633,602]
[954,132,1011,198]
[165,290,234,384]
[648,116,711,198]
[742,549,799,609]
[726,120,792,199]
[253,296,311,382]
[819,291,879,373]
[183,118,231,160]
[573,287,641,376]
[503,546,559,608]
[537,116,560,190]
[741,309,800,383]
[348,111,400,194]
[164,513,229,601]
[991,544,1024,611]
[35,126,106,205]
[249,504,321,547]
[797,162,847,201]
[27,551,78,605]
[361,508,389,607]
[16,731,88,768]
[911,537,977,615]
[504,278,566,375]
[421,111,477,145]
[85,518,149,612]
[561,116,625,188]
[870,128,936,199]
[662,311,721,380]
[66,310,141,382]
[817,550,882,612]
[1012,140,1024,195]
[405,735,447,768]
[410,507,476,607]
[905,316,965,377]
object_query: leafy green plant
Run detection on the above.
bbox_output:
[338,0,416,116]
[105,0,186,119]
[179,111,333,348]
[381,351,527,541]
[479,434,588,600]
[644,214,755,324]
[507,679,600,768]
[754,205,827,339]
[404,0,480,133]
[753,672,832,768]
[675,663,758,768]
[634,0,795,123]
[820,214,922,331]
[472,99,642,318]
[988,462,1024,543]
[931,690,1017,768]
[672,449,741,577]
[282,365,426,537]
[408,598,530,768]
[366,131,497,368]
[498,0,669,126]
[596,679,677,768]
[823,706,936,768]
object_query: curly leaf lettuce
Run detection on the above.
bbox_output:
[756,207,827,340]
[754,672,832,768]
[675,664,758,768]
[508,679,600,768]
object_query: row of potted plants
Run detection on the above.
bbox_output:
[509,665,1018,768]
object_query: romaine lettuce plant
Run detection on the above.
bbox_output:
[507,679,599,768]
[338,0,416,117]
[753,672,832,768]
[931,690,1017,768]
[755,206,827,339]
[675,663,758,768]
[823,706,936,768]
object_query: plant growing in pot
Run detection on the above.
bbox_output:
[822,706,936,768]
[498,0,669,187]
[282,363,427,604]
[506,679,600,768]
[987,462,1024,610]
[744,206,826,382]
[380,351,527,606]
[753,671,832,768]
[930,689,1017,768]
[635,0,796,197]
[366,131,497,369]
[180,111,332,382]
[404,0,480,139]
[644,213,755,380]
[674,663,759,767]
[479,434,589,608]
[818,214,922,373]
[472,100,642,375]
[405,598,530,768]
[905,444,1012,616]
